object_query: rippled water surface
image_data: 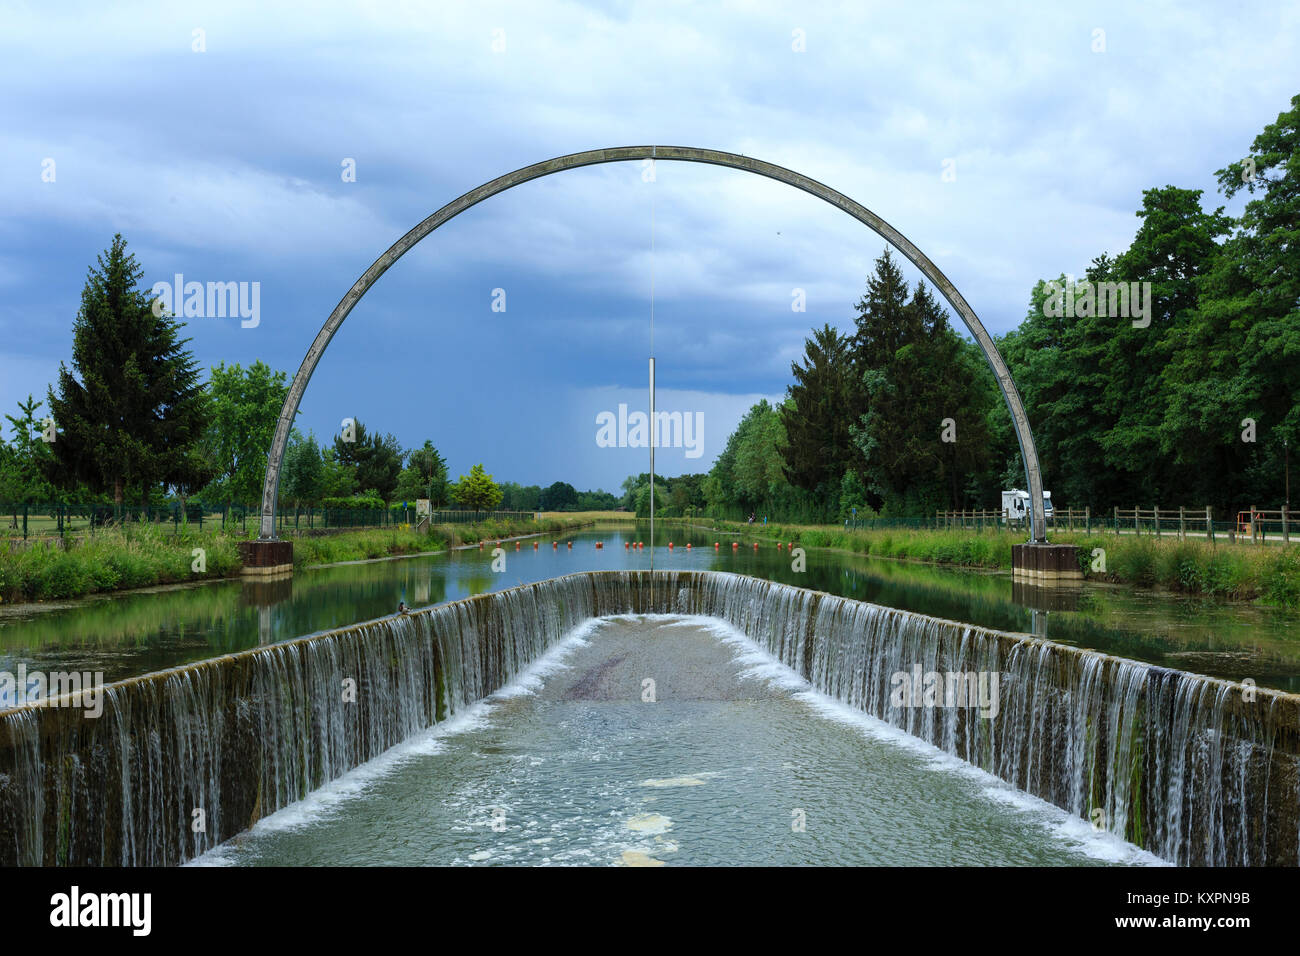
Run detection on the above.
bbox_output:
[198,615,1158,867]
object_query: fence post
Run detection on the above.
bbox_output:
[1251,505,1257,544]
[1179,506,1185,540]
[1206,505,1214,544]
[1085,506,1091,534]
[22,503,28,541]
[1285,505,1290,545]
[1154,505,1161,537]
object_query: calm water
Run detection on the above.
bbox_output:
[3,523,1298,698]
[196,615,1157,867]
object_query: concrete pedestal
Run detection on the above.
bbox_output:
[238,539,294,576]
[1011,543,1081,584]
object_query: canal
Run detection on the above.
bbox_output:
[3,523,1297,698]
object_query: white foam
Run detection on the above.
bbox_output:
[190,618,604,866]
[676,611,1167,867]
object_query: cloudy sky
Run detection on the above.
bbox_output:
[1,1,1295,493]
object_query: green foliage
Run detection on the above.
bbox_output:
[46,234,209,505]
[849,253,1000,513]
[0,395,56,503]
[323,494,385,512]
[281,430,326,507]
[1264,547,1300,608]
[319,447,358,500]
[394,440,449,506]
[332,420,405,504]
[201,359,289,505]
[499,481,541,511]
[539,481,579,511]
[706,400,800,516]
[633,480,670,517]
[782,324,857,495]
[0,528,241,603]
[452,463,503,512]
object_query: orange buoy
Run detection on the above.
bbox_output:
[777,542,783,549]
[553,541,558,548]
[567,541,572,549]
[732,541,739,549]
[668,541,674,549]
[714,542,720,549]
[753,542,759,549]
[788,542,794,550]
[515,541,520,550]
[533,541,538,549]
[596,542,603,549]
[478,541,484,549]
[686,543,692,550]
[625,541,630,549]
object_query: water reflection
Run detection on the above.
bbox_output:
[1,522,1297,692]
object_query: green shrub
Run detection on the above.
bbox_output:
[1263,547,1300,608]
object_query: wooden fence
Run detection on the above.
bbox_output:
[937,505,1293,545]
[1113,505,1291,544]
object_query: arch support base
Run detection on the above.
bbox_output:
[239,539,294,577]
[1011,543,1081,586]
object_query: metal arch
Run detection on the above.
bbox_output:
[258,146,1048,542]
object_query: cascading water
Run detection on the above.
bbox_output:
[1,570,1296,866]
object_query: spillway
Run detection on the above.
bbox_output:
[1,571,1296,866]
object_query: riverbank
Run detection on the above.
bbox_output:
[711,519,1300,607]
[0,516,591,605]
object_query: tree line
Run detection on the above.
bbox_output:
[0,236,614,517]
[706,93,1300,522]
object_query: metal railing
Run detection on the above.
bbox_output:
[936,508,1092,532]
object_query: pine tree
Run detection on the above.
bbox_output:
[781,324,855,494]
[46,235,209,506]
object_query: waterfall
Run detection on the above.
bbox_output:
[616,570,1299,867]
[0,574,598,866]
[1,570,1296,866]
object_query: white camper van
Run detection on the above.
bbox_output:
[1001,489,1053,523]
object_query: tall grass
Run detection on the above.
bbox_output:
[0,516,591,604]
[0,527,242,603]
[718,521,1020,569]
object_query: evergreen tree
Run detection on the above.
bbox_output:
[332,419,404,503]
[46,235,208,505]
[404,440,449,505]
[849,261,996,512]
[781,324,855,494]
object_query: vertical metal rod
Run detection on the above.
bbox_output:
[648,150,656,571]
[649,355,655,571]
